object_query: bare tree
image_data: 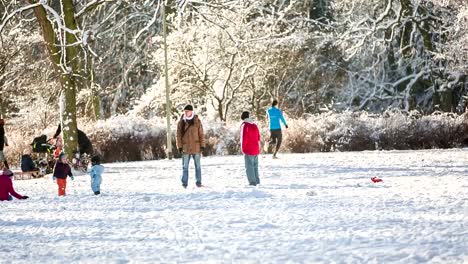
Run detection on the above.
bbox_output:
[335,0,468,113]
[1,0,114,156]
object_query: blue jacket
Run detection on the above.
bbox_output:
[90,165,104,190]
[267,107,287,130]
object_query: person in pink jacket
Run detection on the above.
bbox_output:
[240,111,261,186]
[0,169,29,201]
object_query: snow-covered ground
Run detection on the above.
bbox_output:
[1,149,467,263]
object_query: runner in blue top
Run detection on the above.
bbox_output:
[266,100,288,158]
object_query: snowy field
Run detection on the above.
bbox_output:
[1,149,467,263]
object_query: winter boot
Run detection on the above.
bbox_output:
[94,191,100,195]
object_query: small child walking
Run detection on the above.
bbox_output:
[240,111,261,186]
[90,155,104,195]
[53,153,73,196]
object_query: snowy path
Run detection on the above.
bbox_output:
[1,150,467,263]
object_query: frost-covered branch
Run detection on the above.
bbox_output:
[0,2,41,35]
[75,0,114,18]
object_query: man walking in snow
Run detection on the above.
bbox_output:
[240,111,261,186]
[266,100,288,158]
[176,104,206,188]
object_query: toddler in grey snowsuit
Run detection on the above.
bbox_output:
[90,155,104,195]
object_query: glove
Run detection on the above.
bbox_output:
[53,176,57,181]
[70,176,75,181]
[285,125,288,129]
[178,148,183,153]
[22,196,29,200]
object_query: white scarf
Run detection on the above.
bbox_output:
[183,111,196,121]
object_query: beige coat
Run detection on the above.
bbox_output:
[176,115,205,154]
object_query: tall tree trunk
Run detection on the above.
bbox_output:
[216,98,225,122]
[0,94,4,118]
[85,55,101,120]
[61,0,80,156]
[400,0,414,59]
[30,0,80,157]
[91,86,102,120]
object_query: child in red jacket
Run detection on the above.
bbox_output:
[0,169,29,201]
[240,111,261,186]
[53,153,74,196]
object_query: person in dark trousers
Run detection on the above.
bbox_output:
[21,149,39,172]
[0,118,9,169]
[240,111,261,186]
[90,155,104,195]
[53,153,74,196]
[176,104,206,188]
[53,124,93,155]
[266,100,288,159]
[0,169,29,201]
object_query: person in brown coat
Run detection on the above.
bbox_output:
[176,104,205,188]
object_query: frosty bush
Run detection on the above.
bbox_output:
[204,123,241,156]
[377,110,466,150]
[82,116,170,162]
[280,119,324,153]
[280,110,468,153]
[3,111,468,166]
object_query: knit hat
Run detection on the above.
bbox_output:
[91,155,101,165]
[241,111,250,120]
[58,152,67,160]
[183,104,194,111]
[2,168,13,177]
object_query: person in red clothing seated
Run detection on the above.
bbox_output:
[240,111,261,186]
[0,168,29,201]
[53,152,74,196]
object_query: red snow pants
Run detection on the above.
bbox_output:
[57,178,67,196]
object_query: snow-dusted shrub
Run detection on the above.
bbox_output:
[319,112,379,152]
[378,110,414,149]
[280,118,325,153]
[2,131,33,166]
[282,110,468,153]
[82,116,171,162]
[84,116,243,161]
[377,110,467,150]
[204,122,241,155]
[2,119,58,168]
[412,113,465,149]
[4,111,468,166]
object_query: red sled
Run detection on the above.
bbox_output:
[371,177,383,183]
